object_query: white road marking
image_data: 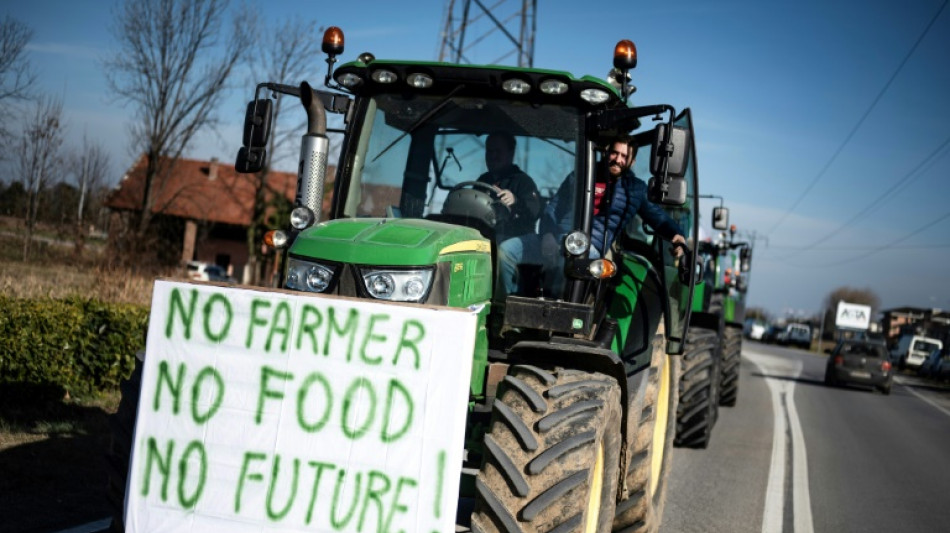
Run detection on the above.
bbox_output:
[745,350,815,533]
[894,376,950,418]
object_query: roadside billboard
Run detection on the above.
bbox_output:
[835,301,872,330]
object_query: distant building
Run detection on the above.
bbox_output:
[105,155,333,282]
[880,307,950,346]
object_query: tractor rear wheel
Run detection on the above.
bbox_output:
[612,320,680,533]
[471,366,622,532]
[719,327,742,407]
[674,327,719,448]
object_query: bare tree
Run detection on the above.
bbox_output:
[17,95,66,261]
[104,0,254,249]
[71,133,112,254]
[0,16,37,144]
[820,286,881,337]
[745,306,771,323]
[243,16,323,284]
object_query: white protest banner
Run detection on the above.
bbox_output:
[126,280,477,533]
[835,301,871,330]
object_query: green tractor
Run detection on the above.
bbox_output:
[673,204,753,447]
[108,28,702,532]
[711,224,753,409]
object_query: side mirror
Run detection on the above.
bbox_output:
[647,175,687,205]
[236,99,272,174]
[243,99,272,148]
[712,206,729,230]
[650,123,690,179]
[235,146,266,174]
[740,246,752,272]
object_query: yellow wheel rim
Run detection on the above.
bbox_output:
[584,442,605,533]
[650,353,671,495]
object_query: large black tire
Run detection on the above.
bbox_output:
[471,366,623,532]
[718,327,742,407]
[612,321,680,533]
[104,353,144,532]
[673,327,719,448]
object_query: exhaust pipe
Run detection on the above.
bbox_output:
[296,81,330,223]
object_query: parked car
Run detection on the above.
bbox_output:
[890,333,943,371]
[777,323,812,349]
[919,347,950,381]
[744,319,767,340]
[186,261,234,283]
[933,352,950,382]
[761,325,782,344]
[825,339,893,394]
[917,347,943,378]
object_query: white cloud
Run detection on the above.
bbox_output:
[27,42,103,61]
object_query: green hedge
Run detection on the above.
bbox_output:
[0,295,148,395]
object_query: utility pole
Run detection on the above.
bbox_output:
[740,229,768,252]
[438,0,537,67]
[817,307,828,353]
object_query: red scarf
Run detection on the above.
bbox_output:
[593,180,608,215]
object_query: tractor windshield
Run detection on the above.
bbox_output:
[341,93,580,243]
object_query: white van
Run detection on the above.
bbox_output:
[891,334,943,370]
[777,323,811,349]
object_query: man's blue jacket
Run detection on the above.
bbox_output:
[540,169,683,256]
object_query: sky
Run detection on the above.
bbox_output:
[4,0,950,319]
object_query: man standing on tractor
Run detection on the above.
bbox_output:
[476,131,542,242]
[499,136,686,294]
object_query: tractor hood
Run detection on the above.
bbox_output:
[289,218,490,266]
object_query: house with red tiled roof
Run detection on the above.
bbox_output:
[105,155,332,281]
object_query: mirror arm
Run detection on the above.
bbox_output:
[698,194,724,209]
[590,104,674,132]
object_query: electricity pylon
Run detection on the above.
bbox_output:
[437,0,537,67]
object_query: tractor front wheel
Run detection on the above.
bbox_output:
[719,327,742,407]
[471,366,622,532]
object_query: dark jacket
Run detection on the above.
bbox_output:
[477,164,541,239]
[541,169,682,256]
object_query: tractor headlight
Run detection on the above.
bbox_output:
[336,72,363,88]
[290,206,315,230]
[502,78,531,94]
[360,268,434,303]
[285,258,338,293]
[564,231,590,256]
[580,88,610,105]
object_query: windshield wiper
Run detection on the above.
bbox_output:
[371,85,465,163]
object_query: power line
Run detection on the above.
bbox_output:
[769,133,950,261]
[771,209,950,268]
[762,243,950,252]
[765,0,949,237]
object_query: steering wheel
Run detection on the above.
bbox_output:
[442,180,510,228]
[449,180,503,198]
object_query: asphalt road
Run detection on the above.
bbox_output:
[663,341,950,533]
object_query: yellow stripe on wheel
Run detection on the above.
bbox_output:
[585,442,605,533]
[651,353,671,495]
